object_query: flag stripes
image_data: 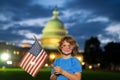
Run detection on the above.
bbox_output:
[19,38,48,77]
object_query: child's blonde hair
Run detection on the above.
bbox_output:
[58,36,79,56]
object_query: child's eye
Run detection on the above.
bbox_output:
[63,45,66,47]
[61,45,72,48]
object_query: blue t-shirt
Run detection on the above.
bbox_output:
[51,57,82,80]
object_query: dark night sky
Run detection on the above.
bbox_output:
[0,0,120,49]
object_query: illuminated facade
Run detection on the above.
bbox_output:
[0,42,29,67]
[41,8,67,50]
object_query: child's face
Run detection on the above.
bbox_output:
[61,40,74,55]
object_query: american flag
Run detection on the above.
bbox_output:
[19,38,48,77]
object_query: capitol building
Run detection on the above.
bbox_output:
[41,8,67,50]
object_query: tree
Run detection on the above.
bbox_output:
[84,37,103,66]
[103,42,120,70]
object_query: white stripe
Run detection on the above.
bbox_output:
[30,50,45,75]
[32,54,48,77]
[20,53,30,67]
[27,50,44,73]
[22,54,33,69]
[30,51,45,75]
[25,56,35,72]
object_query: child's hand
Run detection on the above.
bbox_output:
[50,74,57,80]
[54,66,63,75]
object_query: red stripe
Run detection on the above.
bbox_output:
[20,49,48,77]
[26,57,36,73]
[25,55,35,71]
[20,52,30,67]
[20,53,31,68]
[27,50,44,73]
[33,54,48,77]
[29,50,44,74]
[31,52,46,75]
[29,50,45,75]
[23,54,34,69]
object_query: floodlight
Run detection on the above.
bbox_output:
[1,53,10,61]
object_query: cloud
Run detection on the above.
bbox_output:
[98,34,114,44]
[97,23,120,47]
[0,13,10,21]
[18,18,50,27]
[105,23,120,40]
[86,16,109,23]
[105,23,120,32]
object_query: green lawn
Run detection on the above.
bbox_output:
[0,68,51,80]
[0,68,120,80]
[82,70,120,80]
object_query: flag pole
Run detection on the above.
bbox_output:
[33,35,43,48]
[33,35,37,40]
[33,35,41,46]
